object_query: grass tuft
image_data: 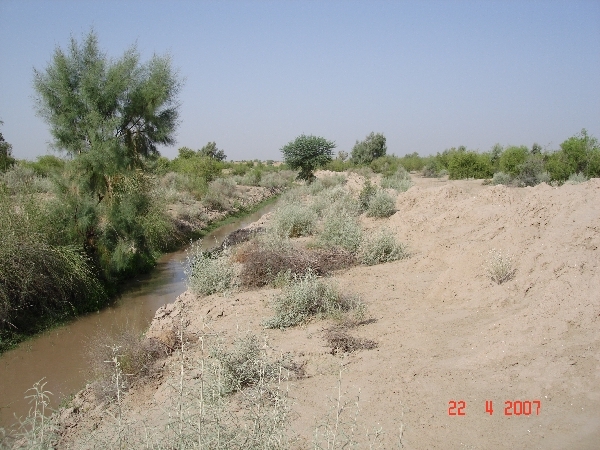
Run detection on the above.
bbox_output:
[486,248,516,284]
[358,228,408,266]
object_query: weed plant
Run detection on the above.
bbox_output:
[380,167,413,192]
[358,179,377,212]
[366,190,396,218]
[359,229,408,266]
[272,203,317,238]
[486,249,516,284]
[185,242,237,296]
[566,172,588,184]
[264,271,365,329]
[317,213,363,253]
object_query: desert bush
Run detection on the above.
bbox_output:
[515,154,548,186]
[311,185,360,218]
[381,167,412,192]
[348,166,374,178]
[448,150,493,180]
[351,132,387,165]
[499,146,529,177]
[202,178,237,211]
[1,164,53,194]
[566,172,588,184]
[358,179,377,211]
[317,212,363,253]
[264,271,365,329]
[308,174,346,195]
[486,249,516,284]
[491,171,512,185]
[366,190,396,218]
[369,155,400,177]
[185,242,236,296]
[258,170,296,189]
[272,203,317,237]
[210,333,284,395]
[358,229,408,266]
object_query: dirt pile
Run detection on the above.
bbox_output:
[57,176,600,449]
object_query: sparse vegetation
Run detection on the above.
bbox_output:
[264,270,365,329]
[272,203,317,238]
[366,189,396,218]
[185,242,237,296]
[486,249,516,284]
[317,212,363,253]
[358,228,408,266]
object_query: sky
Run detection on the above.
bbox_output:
[0,0,599,161]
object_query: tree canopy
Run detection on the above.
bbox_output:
[33,30,181,198]
[280,134,335,182]
[351,132,387,165]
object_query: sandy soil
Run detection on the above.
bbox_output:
[58,174,600,449]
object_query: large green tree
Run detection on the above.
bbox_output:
[33,31,181,277]
[280,134,335,182]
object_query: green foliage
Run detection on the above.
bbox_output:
[263,270,364,329]
[198,141,227,161]
[317,212,363,253]
[273,203,317,237]
[0,190,107,342]
[515,153,550,186]
[499,146,529,177]
[358,179,377,212]
[566,172,588,184]
[0,123,15,173]
[370,155,401,177]
[170,154,224,196]
[280,134,336,182]
[26,154,66,177]
[491,171,512,185]
[447,149,493,179]
[185,243,236,296]
[366,190,396,218]
[202,178,237,211]
[351,132,387,165]
[397,152,427,172]
[358,229,408,266]
[380,166,412,192]
[547,129,600,181]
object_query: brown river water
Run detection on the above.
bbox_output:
[0,204,274,429]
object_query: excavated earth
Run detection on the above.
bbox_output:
[57,174,600,449]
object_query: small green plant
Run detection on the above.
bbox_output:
[566,172,588,184]
[486,249,516,284]
[185,242,237,296]
[358,229,408,265]
[264,270,365,329]
[366,190,396,218]
[380,167,412,192]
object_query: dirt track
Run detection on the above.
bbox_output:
[59,175,600,449]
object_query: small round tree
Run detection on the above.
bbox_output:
[280,134,336,182]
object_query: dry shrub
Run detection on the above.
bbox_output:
[486,248,516,284]
[323,329,378,355]
[87,329,168,400]
[237,242,356,288]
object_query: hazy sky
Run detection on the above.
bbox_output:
[1,0,599,161]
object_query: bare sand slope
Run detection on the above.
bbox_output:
[60,177,600,449]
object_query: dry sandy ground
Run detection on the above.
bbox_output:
[59,174,600,449]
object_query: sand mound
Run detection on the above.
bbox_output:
[58,176,600,449]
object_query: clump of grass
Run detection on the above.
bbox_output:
[486,248,516,284]
[185,241,237,296]
[272,203,317,237]
[366,189,396,218]
[317,212,363,253]
[210,333,286,395]
[264,271,365,329]
[358,228,408,265]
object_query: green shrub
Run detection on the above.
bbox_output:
[358,229,408,265]
[1,164,53,194]
[370,155,401,177]
[499,146,529,177]
[351,132,387,165]
[358,179,377,211]
[272,203,317,237]
[264,270,364,329]
[515,154,548,186]
[311,185,360,218]
[258,170,296,189]
[317,212,363,253]
[202,178,237,211]
[381,167,412,192]
[366,190,396,218]
[491,172,512,185]
[448,150,493,179]
[185,243,236,296]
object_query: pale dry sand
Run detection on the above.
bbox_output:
[59,174,600,449]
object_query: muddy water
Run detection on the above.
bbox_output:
[0,204,274,429]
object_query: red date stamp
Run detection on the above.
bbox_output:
[448,400,541,416]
